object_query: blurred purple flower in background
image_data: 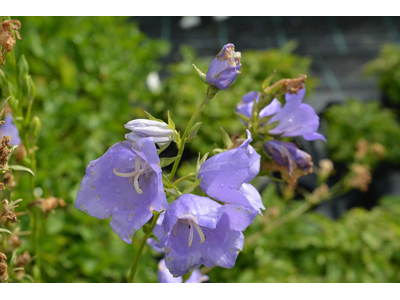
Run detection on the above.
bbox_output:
[0,114,21,145]
[236,91,281,123]
[267,87,326,141]
[198,130,264,214]
[157,194,256,277]
[75,138,168,244]
[206,43,241,90]
[158,259,209,283]
[264,140,313,177]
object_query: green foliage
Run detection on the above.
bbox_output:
[151,43,318,156]
[207,187,400,283]
[365,44,400,105]
[2,16,170,283]
[324,98,400,166]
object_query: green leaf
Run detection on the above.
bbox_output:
[261,71,276,90]
[182,176,202,194]
[196,152,209,176]
[164,188,181,199]
[8,165,35,176]
[220,127,233,149]
[185,122,202,143]
[162,174,175,188]
[160,155,181,168]
[0,96,10,112]
[235,112,250,123]
[0,228,11,234]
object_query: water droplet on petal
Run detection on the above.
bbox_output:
[115,188,121,194]
[220,183,224,187]
[230,185,234,189]
[127,213,134,222]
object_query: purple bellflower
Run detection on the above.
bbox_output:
[158,259,209,283]
[267,87,326,141]
[75,138,168,244]
[198,130,264,215]
[236,91,281,123]
[0,114,21,145]
[264,140,313,179]
[157,194,257,277]
[206,43,241,90]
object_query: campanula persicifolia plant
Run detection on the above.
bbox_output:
[74,41,332,283]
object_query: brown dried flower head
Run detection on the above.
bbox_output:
[264,74,307,95]
[0,252,8,283]
[347,163,372,192]
[0,19,22,52]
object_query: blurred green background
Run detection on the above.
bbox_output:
[1,16,400,283]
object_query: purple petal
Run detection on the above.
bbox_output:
[158,259,183,283]
[163,194,222,234]
[147,211,166,253]
[259,98,282,119]
[75,141,168,244]
[238,183,264,215]
[185,269,209,283]
[0,114,21,146]
[303,132,327,142]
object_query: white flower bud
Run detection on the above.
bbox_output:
[124,119,175,147]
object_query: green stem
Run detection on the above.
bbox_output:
[169,85,218,181]
[173,172,195,185]
[128,214,159,283]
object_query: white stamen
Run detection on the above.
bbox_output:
[192,221,205,244]
[188,220,194,247]
[113,168,139,178]
[134,173,143,194]
[135,155,141,172]
[233,51,241,59]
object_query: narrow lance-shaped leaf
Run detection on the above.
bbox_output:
[182,176,202,194]
[220,127,233,149]
[8,165,35,176]
[160,155,181,168]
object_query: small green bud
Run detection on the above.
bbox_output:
[31,116,41,140]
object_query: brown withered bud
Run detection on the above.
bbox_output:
[264,74,307,95]
[0,198,23,223]
[347,164,372,193]
[0,135,11,169]
[0,19,22,52]
[317,159,335,182]
[15,251,31,280]
[16,144,27,162]
[37,196,66,213]
[10,234,22,249]
[371,143,385,158]
[0,253,8,283]
[355,139,369,160]
[3,171,16,189]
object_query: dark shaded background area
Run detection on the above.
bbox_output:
[133,16,400,218]
[133,16,400,107]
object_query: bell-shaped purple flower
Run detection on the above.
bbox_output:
[75,138,168,244]
[236,91,282,124]
[206,43,241,90]
[264,140,313,177]
[198,130,264,214]
[267,87,326,141]
[157,194,256,277]
[0,114,21,145]
[158,259,209,283]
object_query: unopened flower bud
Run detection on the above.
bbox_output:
[346,163,372,192]
[317,159,335,182]
[206,43,241,90]
[124,119,176,147]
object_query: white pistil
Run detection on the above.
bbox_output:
[133,173,143,194]
[188,220,194,247]
[187,219,205,247]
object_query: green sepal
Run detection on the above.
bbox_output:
[162,174,176,188]
[220,127,233,149]
[185,122,202,143]
[164,188,182,199]
[182,176,202,194]
[167,110,175,130]
[8,165,35,176]
[160,155,181,168]
[144,111,164,123]
[0,228,11,238]
[192,63,207,84]
[196,152,209,177]
[235,112,250,123]
[261,71,276,91]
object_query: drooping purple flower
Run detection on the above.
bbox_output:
[125,119,175,148]
[157,194,256,277]
[0,114,21,145]
[158,259,209,283]
[75,138,168,244]
[267,87,326,141]
[198,130,264,214]
[236,91,281,123]
[206,43,241,90]
[264,140,313,177]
